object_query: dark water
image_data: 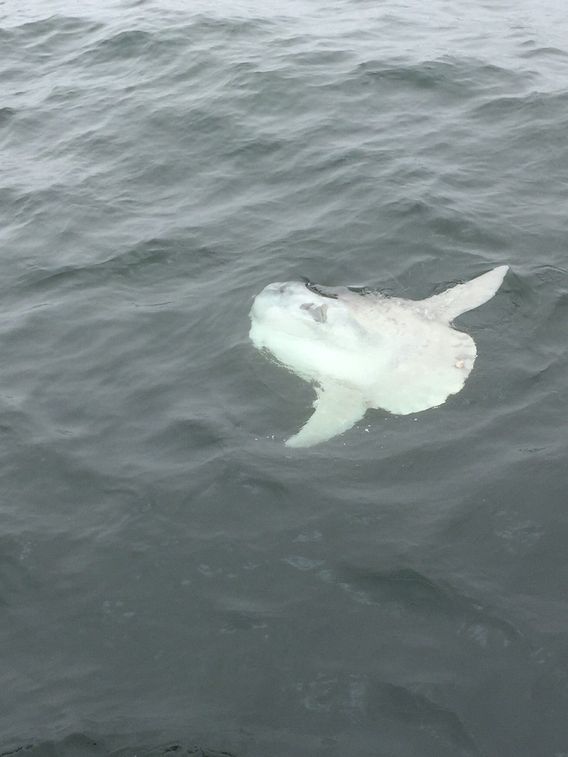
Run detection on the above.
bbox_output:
[1,0,568,754]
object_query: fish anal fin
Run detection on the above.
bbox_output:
[286,383,367,448]
[424,265,508,322]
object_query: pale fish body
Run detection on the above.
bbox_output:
[249,266,508,447]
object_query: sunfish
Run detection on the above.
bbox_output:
[249,265,508,447]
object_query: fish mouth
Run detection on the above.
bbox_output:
[347,285,375,295]
[301,277,375,298]
[301,277,339,300]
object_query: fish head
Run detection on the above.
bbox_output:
[249,280,374,385]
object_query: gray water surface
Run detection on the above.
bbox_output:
[1,0,568,755]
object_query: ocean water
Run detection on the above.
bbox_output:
[1,0,568,755]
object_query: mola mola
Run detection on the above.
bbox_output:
[249,266,508,448]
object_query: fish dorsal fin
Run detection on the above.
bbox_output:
[286,382,367,448]
[423,265,508,322]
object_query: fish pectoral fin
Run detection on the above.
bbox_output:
[285,383,367,448]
